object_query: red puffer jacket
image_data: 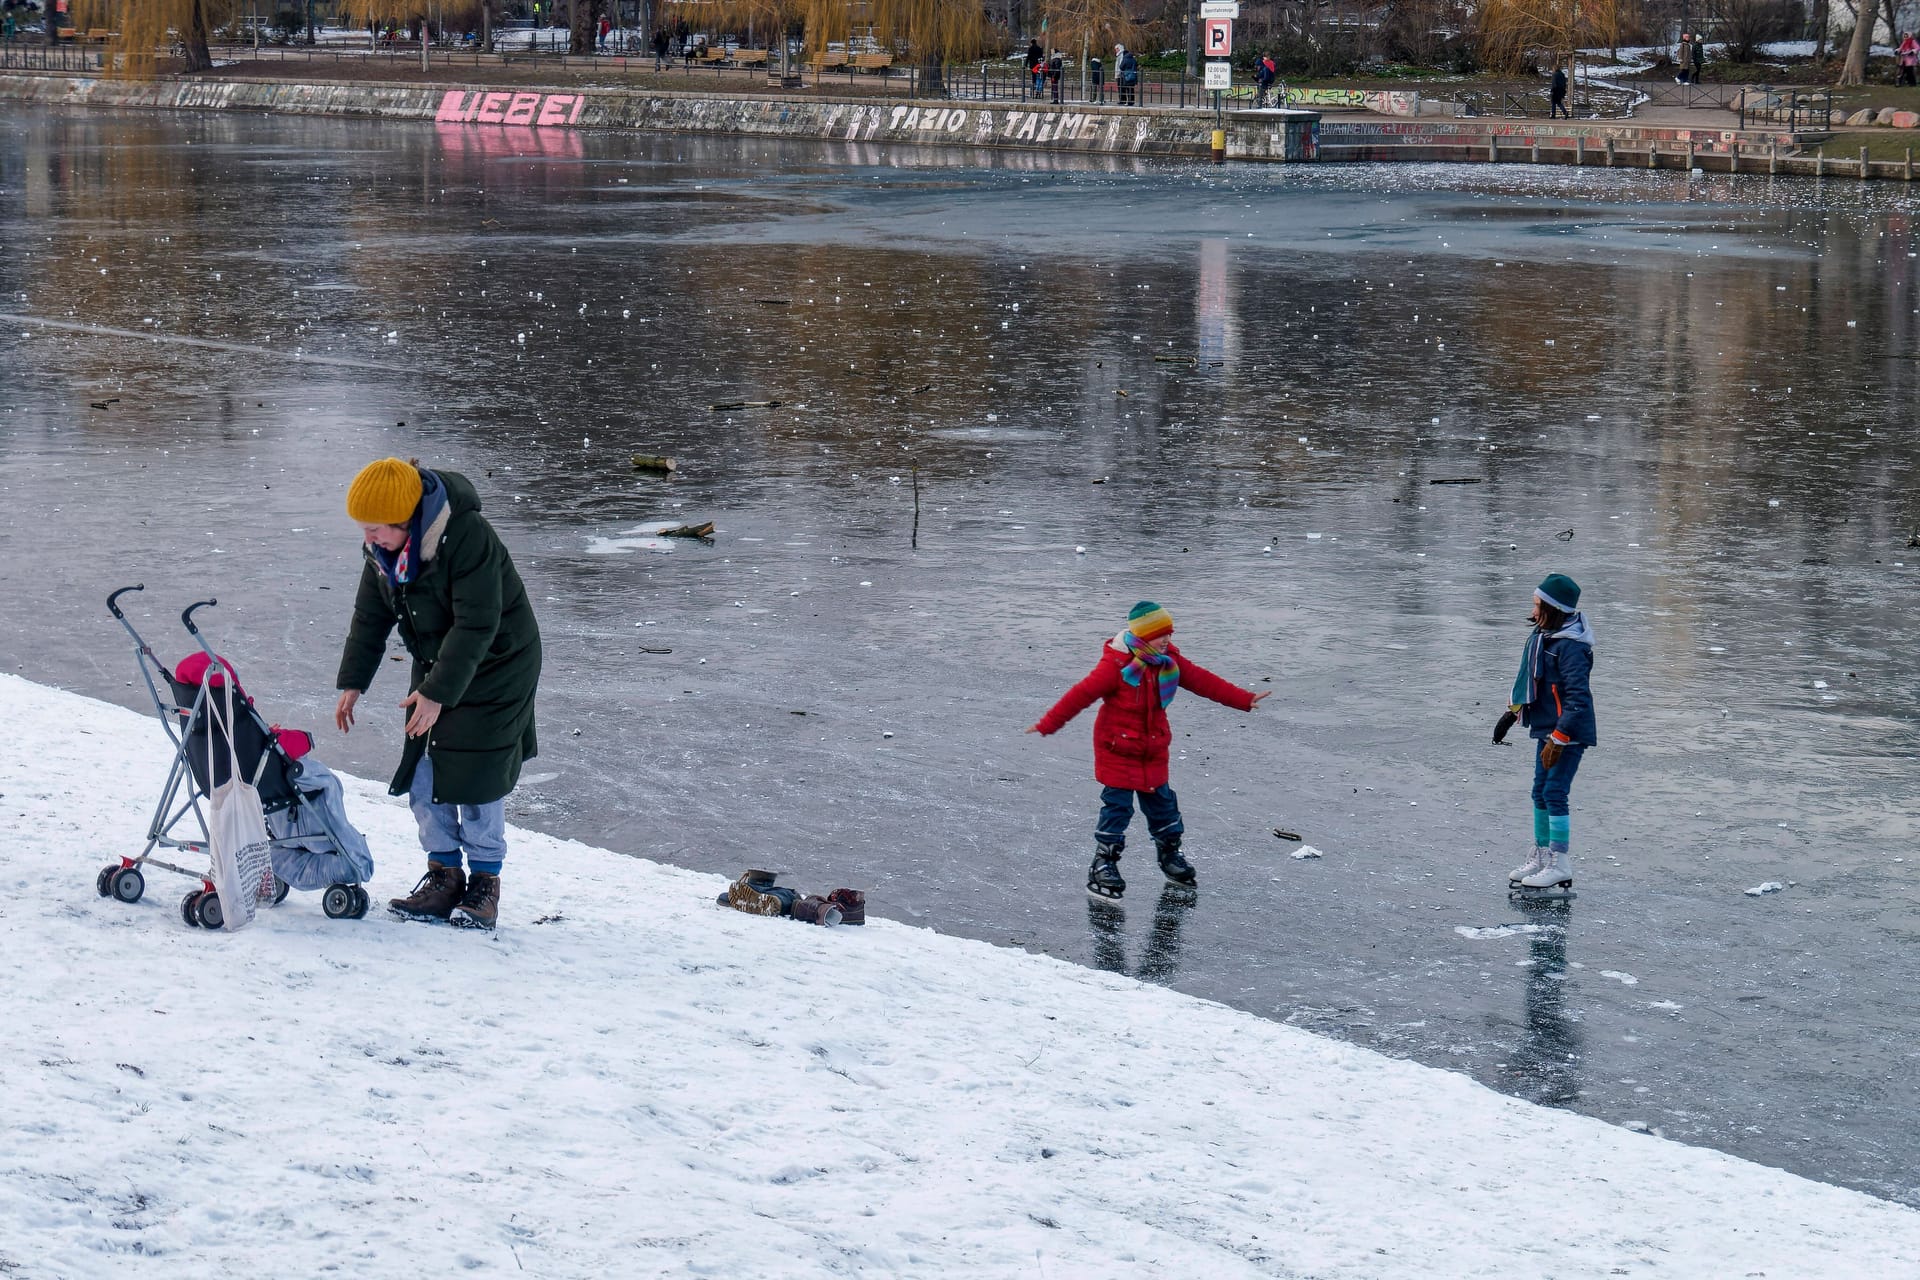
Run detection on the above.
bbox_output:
[1035,639,1256,791]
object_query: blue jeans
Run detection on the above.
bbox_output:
[1096,784,1184,848]
[1530,742,1586,817]
[408,756,508,874]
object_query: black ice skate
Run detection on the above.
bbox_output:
[1154,835,1196,888]
[1087,843,1126,901]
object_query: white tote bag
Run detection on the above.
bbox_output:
[205,672,276,932]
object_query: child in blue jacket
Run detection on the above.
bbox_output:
[1495,573,1596,896]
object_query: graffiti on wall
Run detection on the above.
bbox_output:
[434,90,586,125]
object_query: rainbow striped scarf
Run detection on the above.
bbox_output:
[1119,631,1180,708]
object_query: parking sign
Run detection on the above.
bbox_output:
[1203,17,1232,57]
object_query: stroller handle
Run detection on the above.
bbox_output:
[181,599,218,634]
[107,584,146,619]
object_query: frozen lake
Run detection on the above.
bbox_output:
[4,107,1918,1205]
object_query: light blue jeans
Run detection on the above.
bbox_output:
[408,756,507,875]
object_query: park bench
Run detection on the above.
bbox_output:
[807,50,848,70]
[84,27,112,43]
[853,52,892,71]
[693,45,727,62]
[732,48,768,65]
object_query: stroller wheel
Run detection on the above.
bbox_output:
[271,876,291,906]
[196,892,225,930]
[97,866,117,897]
[321,883,358,920]
[109,867,145,904]
[181,891,204,928]
[350,885,371,919]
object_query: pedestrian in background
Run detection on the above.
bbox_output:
[1690,34,1705,85]
[1550,65,1570,118]
[1675,33,1691,84]
[1117,44,1139,105]
[1090,52,1104,104]
[1899,32,1917,84]
[1047,49,1064,103]
[652,25,669,69]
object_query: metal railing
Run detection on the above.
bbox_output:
[0,42,104,71]
[1734,86,1833,131]
[941,63,1238,110]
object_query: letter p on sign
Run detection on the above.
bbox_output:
[1204,18,1232,56]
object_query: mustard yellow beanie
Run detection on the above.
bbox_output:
[346,458,423,526]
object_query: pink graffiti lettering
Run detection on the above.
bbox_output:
[436,89,585,129]
[504,93,540,125]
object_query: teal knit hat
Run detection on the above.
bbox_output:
[1535,573,1581,613]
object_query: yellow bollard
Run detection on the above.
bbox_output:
[1211,128,1226,164]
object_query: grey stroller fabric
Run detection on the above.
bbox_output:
[265,758,375,891]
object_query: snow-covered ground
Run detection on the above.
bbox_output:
[6,672,1920,1278]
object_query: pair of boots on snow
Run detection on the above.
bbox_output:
[718,870,866,927]
[1087,834,1195,901]
[390,862,500,929]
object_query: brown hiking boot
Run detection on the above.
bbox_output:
[451,872,500,931]
[390,862,465,921]
[826,889,866,926]
[719,870,794,917]
[792,895,843,926]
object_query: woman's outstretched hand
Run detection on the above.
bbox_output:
[334,689,360,734]
[401,690,443,739]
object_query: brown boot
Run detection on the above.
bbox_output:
[390,861,465,921]
[451,872,500,931]
[826,888,866,926]
[792,895,842,926]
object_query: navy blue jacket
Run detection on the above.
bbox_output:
[1521,633,1597,745]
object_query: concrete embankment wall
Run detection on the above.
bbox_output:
[1319,118,1876,178]
[0,73,1320,162]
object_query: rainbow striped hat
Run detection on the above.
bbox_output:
[1127,601,1174,641]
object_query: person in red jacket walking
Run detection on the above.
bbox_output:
[1029,601,1268,900]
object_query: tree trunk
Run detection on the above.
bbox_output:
[1814,0,1830,60]
[1841,0,1875,82]
[570,0,593,54]
[482,2,493,53]
[184,0,214,71]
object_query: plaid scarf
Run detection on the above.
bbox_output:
[368,469,447,590]
[1119,630,1180,708]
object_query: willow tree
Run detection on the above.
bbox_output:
[75,0,226,75]
[800,0,997,90]
[1474,0,1625,77]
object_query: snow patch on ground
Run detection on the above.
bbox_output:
[1290,844,1325,859]
[7,672,1920,1278]
[1600,970,1642,986]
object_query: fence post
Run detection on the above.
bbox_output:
[1861,145,1871,180]
[1770,140,1778,174]
[1816,147,1824,177]
[1530,139,1539,163]
[1648,141,1657,169]
[1605,136,1614,166]
[1685,140,1693,169]
[1730,141,1738,174]
[1575,136,1584,166]
[1489,137,1498,162]
[1907,147,1913,181]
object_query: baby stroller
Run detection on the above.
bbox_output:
[99,585,375,927]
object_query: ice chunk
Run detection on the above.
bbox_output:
[1291,846,1324,860]
[1744,881,1786,897]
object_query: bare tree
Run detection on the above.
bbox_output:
[1840,0,1875,83]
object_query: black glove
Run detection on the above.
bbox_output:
[1493,710,1517,745]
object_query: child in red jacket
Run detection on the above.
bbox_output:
[1029,601,1268,900]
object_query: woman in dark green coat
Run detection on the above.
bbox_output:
[335,457,541,930]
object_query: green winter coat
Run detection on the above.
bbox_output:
[335,469,541,806]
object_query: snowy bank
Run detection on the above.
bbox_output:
[4,672,1918,1278]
